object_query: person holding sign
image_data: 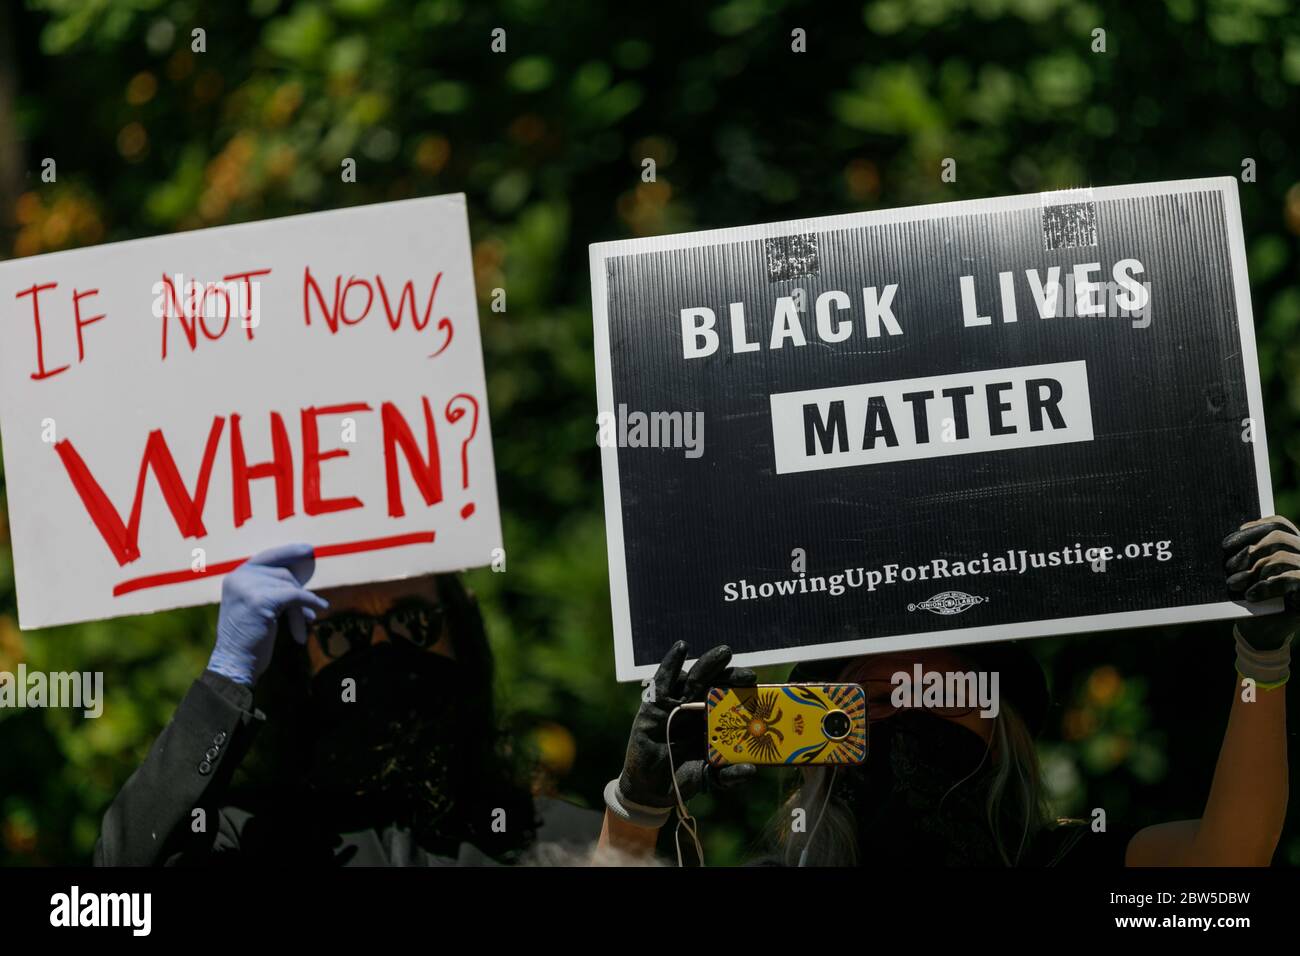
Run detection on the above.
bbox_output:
[93,543,599,866]
[601,516,1294,867]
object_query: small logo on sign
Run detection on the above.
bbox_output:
[764,233,820,281]
[1040,200,1098,251]
[907,591,987,615]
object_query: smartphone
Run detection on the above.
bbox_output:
[706,683,867,766]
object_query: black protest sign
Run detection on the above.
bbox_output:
[590,179,1274,680]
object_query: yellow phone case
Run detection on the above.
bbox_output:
[706,683,867,766]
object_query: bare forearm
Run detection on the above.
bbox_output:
[597,808,662,858]
[1194,679,1288,863]
[1130,679,1287,866]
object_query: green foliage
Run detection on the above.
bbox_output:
[2,0,1299,865]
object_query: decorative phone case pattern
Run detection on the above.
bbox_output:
[707,684,867,766]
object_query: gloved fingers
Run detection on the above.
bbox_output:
[283,551,317,587]
[1251,554,1300,581]
[1239,514,1300,537]
[1231,550,1300,593]
[1223,521,1286,558]
[682,645,734,702]
[247,542,315,566]
[265,584,330,616]
[245,564,305,588]
[294,588,330,614]
[663,707,707,761]
[1243,567,1300,603]
[1237,620,1294,653]
[672,759,709,802]
[1225,528,1300,575]
[714,763,759,790]
[1223,519,1298,561]
[651,640,689,703]
[286,606,308,645]
[246,542,317,585]
[718,666,757,687]
[678,760,758,798]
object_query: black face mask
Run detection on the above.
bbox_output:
[307,641,465,848]
[837,710,1004,866]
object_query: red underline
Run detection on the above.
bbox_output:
[112,530,438,596]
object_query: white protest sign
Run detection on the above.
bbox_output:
[0,194,500,629]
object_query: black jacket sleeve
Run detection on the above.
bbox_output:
[93,669,263,866]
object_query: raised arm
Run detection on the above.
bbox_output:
[1126,515,1294,866]
[597,642,756,861]
[94,543,326,865]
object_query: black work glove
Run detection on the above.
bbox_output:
[617,641,758,809]
[1223,514,1300,651]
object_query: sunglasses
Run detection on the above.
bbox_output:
[308,598,448,661]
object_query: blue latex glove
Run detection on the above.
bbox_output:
[208,543,329,686]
